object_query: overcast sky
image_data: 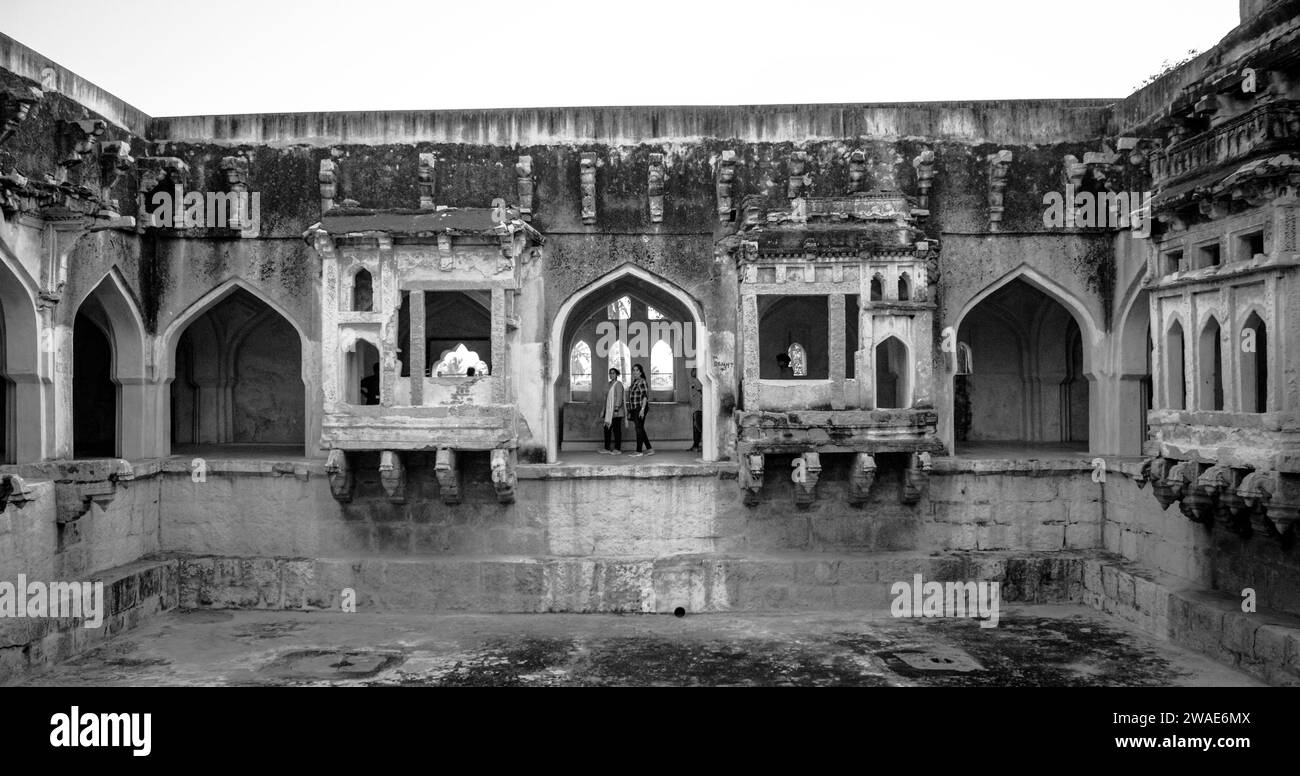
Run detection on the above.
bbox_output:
[4,0,1240,116]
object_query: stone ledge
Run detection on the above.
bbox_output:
[517,461,732,479]
[0,557,179,685]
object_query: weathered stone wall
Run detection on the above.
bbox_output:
[1101,468,1300,619]
[156,457,1103,559]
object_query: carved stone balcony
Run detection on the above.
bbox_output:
[1151,100,1299,187]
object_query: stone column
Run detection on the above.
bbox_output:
[741,292,759,411]
[829,294,846,409]
[409,290,426,406]
[492,286,506,403]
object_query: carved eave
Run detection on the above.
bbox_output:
[319,206,544,247]
[1150,152,1300,225]
[0,173,134,231]
[728,192,936,265]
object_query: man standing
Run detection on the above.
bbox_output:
[688,367,703,452]
[598,367,625,455]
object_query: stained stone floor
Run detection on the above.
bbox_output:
[16,606,1263,687]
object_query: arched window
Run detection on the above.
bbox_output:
[898,274,911,301]
[345,340,380,405]
[1241,312,1267,413]
[607,295,630,320]
[650,339,674,391]
[352,269,373,312]
[570,340,592,395]
[607,339,631,385]
[875,336,910,409]
[1198,317,1223,411]
[870,275,883,302]
[787,343,807,377]
[1167,321,1186,410]
[432,343,486,376]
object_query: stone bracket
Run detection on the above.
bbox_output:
[319,157,338,214]
[378,450,406,503]
[0,473,34,511]
[325,448,353,502]
[490,448,516,504]
[1197,464,1250,535]
[647,152,665,223]
[912,149,936,211]
[579,152,598,225]
[0,84,43,147]
[787,151,810,200]
[740,453,764,507]
[848,150,868,194]
[435,447,461,505]
[98,141,134,218]
[901,452,932,505]
[848,452,877,507]
[987,150,1013,231]
[716,150,737,222]
[418,152,436,209]
[791,451,821,509]
[516,155,534,220]
[52,459,133,524]
[56,117,106,176]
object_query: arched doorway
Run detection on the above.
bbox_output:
[1116,289,1152,454]
[167,285,306,455]
[546,265,714,462]
[70,271,149,459]
[72,308,115,458]
[0,254,43,463]
[954,276,1092,453]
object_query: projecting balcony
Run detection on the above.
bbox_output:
[1151,100,1299,187]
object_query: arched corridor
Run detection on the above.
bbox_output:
[955,278,1091,454]
[170,287,305,455]
[547,265,713,462]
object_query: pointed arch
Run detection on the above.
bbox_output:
[1198,315,1224,411]
[547,263,714,462]
[1166,319,1186,410]
[952,264,1101,372]
[950,266,1097,451]
[160,278,312,455]
[897,273,911,302]
[569,339,592,397]
[71,268,149,458]
[351,267,374,312]
[159,277,311,384]
[874,335,911,409]
[1240,310,1268,413]
[0,251,44,462]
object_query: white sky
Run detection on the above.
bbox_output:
[4,0,1240,116]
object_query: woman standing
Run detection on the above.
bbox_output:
[626,364,654,457]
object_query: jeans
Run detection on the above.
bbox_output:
[603,418,623,451]
[632,409,652,452]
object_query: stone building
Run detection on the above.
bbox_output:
[0,0,1298,684]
